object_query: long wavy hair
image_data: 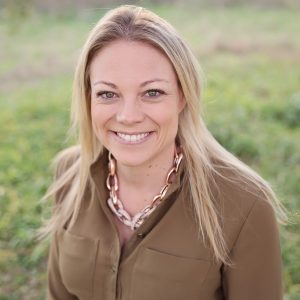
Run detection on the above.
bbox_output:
[40,5,287,264]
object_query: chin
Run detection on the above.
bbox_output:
[117,155,150,168]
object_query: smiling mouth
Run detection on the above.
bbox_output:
[114,131,152,143]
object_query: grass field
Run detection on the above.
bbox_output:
[0,3,299,299]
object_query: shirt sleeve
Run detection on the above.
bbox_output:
[222,199,283,300]
[46,232,76,300]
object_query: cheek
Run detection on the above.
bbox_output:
[90,104,107,138]
[151,109,180,132]
[90,106,99,131]
[91,103,110,126]
[91,102,100,120]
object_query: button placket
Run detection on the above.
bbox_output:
[137,232,146,239]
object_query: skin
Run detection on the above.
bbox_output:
[89,40,185,220]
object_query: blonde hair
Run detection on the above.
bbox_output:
[40,5,287,264]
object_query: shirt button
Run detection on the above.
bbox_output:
[112,266,117,273]
[137,233,145,238]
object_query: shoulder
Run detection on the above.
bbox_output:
[210,163,277,248]
[211,161,273,210]
[53,145,81,179]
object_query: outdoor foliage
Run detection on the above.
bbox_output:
[0,3,299,299]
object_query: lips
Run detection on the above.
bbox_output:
[114,131,151,143]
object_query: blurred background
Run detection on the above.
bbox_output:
[0,0,299,299]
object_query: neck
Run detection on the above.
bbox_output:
[116,144,176,200]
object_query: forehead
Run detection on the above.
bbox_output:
[89,40,178,83]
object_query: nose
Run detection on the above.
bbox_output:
[116,98,144,125]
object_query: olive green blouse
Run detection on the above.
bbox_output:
[47,148,283,300]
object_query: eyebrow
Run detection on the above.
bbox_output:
[92,79,169,88]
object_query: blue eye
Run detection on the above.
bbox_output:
[145,89,164,97]
[96,91,116,99]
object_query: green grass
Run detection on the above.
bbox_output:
[0,5,299,299]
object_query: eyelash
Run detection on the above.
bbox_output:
[95,89,165,100]
[96,91,116,99]
[145,89,164,98]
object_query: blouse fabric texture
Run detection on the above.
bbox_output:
[46,147,283,300]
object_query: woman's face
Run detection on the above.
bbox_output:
[89,40,185,168]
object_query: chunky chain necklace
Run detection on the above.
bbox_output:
[106,149,183,230]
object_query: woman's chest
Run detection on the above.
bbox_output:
[58,228,222,300]
[114,216,135,247]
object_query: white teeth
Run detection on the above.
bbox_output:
[116,132,150,143]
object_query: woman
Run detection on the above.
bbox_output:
[42,5,287,300]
